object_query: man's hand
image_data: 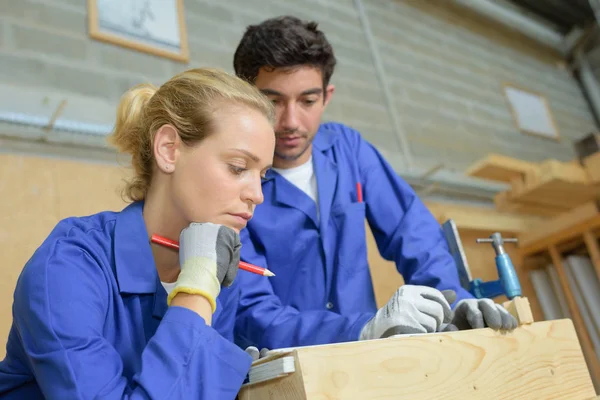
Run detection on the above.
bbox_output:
[359,285,453,340]
[451,299,518,330]
[167,223,242,312]
[245,346,271,361]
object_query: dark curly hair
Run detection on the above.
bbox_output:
[233,16,336,90]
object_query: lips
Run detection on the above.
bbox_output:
[230,212,252,221]
[277,136,302,147]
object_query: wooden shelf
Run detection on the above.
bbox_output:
[466,154,600,217]
[518,200,600,391]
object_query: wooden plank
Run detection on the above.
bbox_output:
[240,320,595,400]
[239,351,307,399]
[584,153,600,184]
[519,201,600,256]
[494,191,565,217]
[425,201,544,233]
[549,245,600,389]
[583,231,600,284]
[503,296,534,325]
[508,160,598,209]
[465,153,538,183]
[539,160,590,184]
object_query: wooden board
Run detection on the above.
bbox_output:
[509,160,599,209]
[239,319,595,400]
[494,190,566,217]
[465,153,538,183]
[518,201,600,255]
[425,201,543,233]
[584,153,600,184]
[0,153,129,357]
[503,296,534,325]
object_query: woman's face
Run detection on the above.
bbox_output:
[162,103,275,233]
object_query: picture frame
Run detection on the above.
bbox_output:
[88,0,189,63]
[502,83,560,141]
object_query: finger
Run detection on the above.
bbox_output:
[441,323,459,332]
[479,299,501,329]
[411,297,445,328]
[217,226,241,286]
[223,263,239,288]
[441,289,457,304]
[419,287,453,323]
[245,346,259,361]
[410,310,439,333]
[462,300,485,329]
[497,305,518,330]
[259,348,271,358]
[381,324,427,338]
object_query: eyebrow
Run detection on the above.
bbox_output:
[260,88,323,97]
[229,148,272,169]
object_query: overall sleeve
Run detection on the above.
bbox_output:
[349,127,473,303]
[235,229,373,350]
[13,240,251,400]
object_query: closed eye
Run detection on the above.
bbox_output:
[229,165,247,175]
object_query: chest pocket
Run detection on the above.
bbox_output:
[331,202,368,281]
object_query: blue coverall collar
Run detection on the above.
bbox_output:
[312,124,339,152]
[114,201,158,294]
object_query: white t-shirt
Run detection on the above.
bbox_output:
[161,281,177,295]
[273,157,319,215]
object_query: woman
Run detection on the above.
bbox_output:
[0,68,275,399]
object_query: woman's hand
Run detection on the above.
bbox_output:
[168,223,241,322]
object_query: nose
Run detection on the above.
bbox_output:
[278,102,299,132]
[242,174,264,206]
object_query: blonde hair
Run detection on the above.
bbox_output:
[108,68,274,202]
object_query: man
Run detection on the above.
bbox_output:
[231,16,516,350]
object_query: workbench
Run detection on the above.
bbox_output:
[238,298,595,399]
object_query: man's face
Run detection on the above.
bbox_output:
[255,66,334,168]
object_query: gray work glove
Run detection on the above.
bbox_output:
[167,223,241,312]
[244,346,271,361]
[359,285,453,340]
[451,298,518,330]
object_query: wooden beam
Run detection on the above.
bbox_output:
[549,245,600,388]
[583,231,600,284]
[583,153,600,184]
[465,154,538,183]
[503,296,534,325]
[425,201,543,233]
[509,161,599,209]
[239,319,595,400]
[519,201,600,256]
[494,190,565,217]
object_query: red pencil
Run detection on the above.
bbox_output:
[150,234,275,277]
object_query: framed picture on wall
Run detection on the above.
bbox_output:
[88,0,189,63]
[502,83,560,141]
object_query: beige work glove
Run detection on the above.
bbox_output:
[167,223,241,313]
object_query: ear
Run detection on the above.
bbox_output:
[153,124,181,174]
[323,84,335,107]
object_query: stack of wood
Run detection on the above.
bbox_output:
[465,153,600,217]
